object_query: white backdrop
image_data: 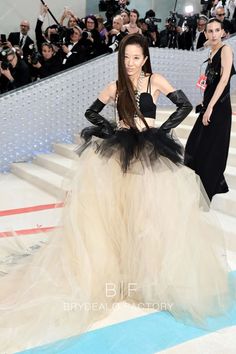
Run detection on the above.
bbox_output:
[0,0,86,41]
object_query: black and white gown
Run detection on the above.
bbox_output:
[0,90,235,353]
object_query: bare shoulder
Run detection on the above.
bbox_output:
[98,81,117,103]
[222,44,233,56]
[150,73,175,95]
[150,73,167,85]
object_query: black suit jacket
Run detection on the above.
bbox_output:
[60,42,88,69]
[196,31,207,50]
[8,32,34,58]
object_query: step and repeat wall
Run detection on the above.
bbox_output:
[1,41,236,172]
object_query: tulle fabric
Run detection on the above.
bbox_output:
[0,136,235,353]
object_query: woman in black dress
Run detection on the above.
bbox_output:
[184,18,235,201]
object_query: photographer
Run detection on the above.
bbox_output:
[99,0,130,29]
[28,42,62,80]
[140,10,160,47]
[81,15,106,58]
[0,47,31,93]
[8,20,34,61]
[159,17,179,49]
[193,16,208,50]
[59,25,88,69]
[139,19,159,47]
[107,15,127,52]
[35,4,59,53]
[59,7,85,30]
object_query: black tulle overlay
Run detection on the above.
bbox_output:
[76,127,184,173]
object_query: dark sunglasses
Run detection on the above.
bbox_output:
[217,13,225,16]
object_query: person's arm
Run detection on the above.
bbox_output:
[81,82,117,140]
[202,45,233,126]
[152,73,193,132]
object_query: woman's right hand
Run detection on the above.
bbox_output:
[202,106,213,126]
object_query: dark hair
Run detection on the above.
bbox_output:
[117,34,152,129]
[145,9,155,19]
[85,15,98,29]
[130,9,140,21]
[41,42,54,50]
[206,18,224,30]
[120,10,130,17]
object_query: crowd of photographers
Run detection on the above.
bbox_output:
[1,0,236,94]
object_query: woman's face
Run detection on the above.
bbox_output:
[205,21,223,46]
[68,17,77,28]
[124,44,147,78]
[42,45,53,60]
[86,18,95,30]
[121,12,129,25]
[70,28,81,42]
[130,12,138,24]
[113,18,123,31]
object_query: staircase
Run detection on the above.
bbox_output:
[10,97,236,250]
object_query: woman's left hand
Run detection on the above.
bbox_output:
[202,106,212,126]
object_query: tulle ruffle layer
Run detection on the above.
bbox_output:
[77,127,184,172]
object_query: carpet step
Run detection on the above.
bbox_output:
[214,211,236,253]
[33,153,75,176]
[211,189,236,217]
[11,163,68,199]
[53,143,78,159]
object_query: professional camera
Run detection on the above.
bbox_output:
[145,17,161,32]
[108,32,124,53]
[0,46,14,70]
[28,44,42,65]
[168,11,178,29]
[180,14,198,32]
[81,30,92,40]
[50,25,74,46]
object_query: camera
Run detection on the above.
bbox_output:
[108,32,124,53]
[0,46,14,70]
[108,39,119,53]
[81,30,91,40]
[28,44,42,65]
[168,12,178,28]
[145,17,161,32]
[49,26,74,46]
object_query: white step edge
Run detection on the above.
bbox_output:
[53,143,78,159]
[11,163,68,199]
[211,189,236,217]
[33,153,75,176]
[214,211,236,253]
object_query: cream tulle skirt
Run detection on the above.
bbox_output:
[0,138,235,353]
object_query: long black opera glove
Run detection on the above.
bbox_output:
[81,99,115,141]
[159,90,193,133]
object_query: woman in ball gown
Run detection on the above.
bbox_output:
[184,18,235,201]
[0,33,235,353]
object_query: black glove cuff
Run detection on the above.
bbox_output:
[167,90,191,107]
